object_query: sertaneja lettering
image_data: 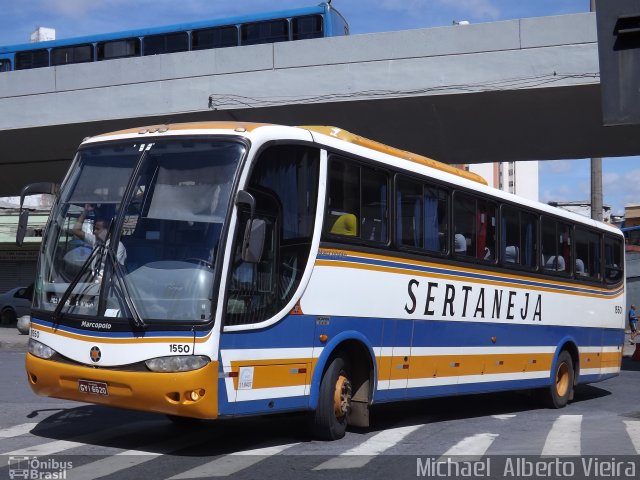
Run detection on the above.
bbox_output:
[404,279,542,322]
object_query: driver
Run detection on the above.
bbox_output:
[72,204,127,268]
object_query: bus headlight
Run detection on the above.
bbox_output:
[28,339,56,359]
[145,355,210,372]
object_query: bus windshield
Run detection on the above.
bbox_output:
[35,139,245,325]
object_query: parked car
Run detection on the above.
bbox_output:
[0,284,33,324]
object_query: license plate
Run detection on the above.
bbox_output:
[78,379,109,396]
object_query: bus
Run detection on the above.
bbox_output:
[0,3,348,73]
[18,122,625,440]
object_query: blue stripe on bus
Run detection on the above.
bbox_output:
[220,314,622,350]
[317,253,623,297]
[30,317,196,339]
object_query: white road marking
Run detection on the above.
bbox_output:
[314,424,423,470]
[541,415,582,457]
[491,414,516,420]
[0,423,37,439]
[2,421,157,456]
[624,420,640,454]
[438,433,499,461]
[169,442,300,479]
[67,434,206,480]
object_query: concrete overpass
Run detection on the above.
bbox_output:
[0,12,638,197]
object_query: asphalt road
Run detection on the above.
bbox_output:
[0,347,639,480]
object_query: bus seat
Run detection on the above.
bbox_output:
[545,255,565,271]
[575,258,585,275]
[331,214,358,236]
[454,233,467,254]
[504,245,519,263]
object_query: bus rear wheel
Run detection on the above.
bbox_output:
[542,350,574,409]
[312,355,352,440]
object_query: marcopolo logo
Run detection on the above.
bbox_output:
[80,321,112,330]
[8,456,73,479]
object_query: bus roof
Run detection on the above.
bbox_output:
[85,121,622,237]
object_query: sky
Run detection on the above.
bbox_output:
[0,0,638,215]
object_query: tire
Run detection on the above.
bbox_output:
[311,355,352,440]
[542,350,574,409]
[1,308,17,325]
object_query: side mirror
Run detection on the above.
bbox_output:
[235,190,265,263]
[16,182,59,247]
[242,218,266,263]
[16,210,30,247]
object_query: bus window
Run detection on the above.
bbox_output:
[501,207,538,269]
[325,160,360,238]
[97,38,141,60]
[361,167,388,244]
[226,145,320,325]
[51,44,93,66]
[541,217,571,274]
[604,235,623,284]
[241,19,289,45]
[0,59,11,72]
[575,228,601,280]
[396,176,447,253]
[292,15,323,40]
[143,32,189,56]
[192,26,239,50]
[396,176,423,249]
[424,185,448,254]
[15,49,49,70]
[453,192,496,261]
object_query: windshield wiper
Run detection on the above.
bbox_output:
[52,241,104,321]
[106,247,146,329]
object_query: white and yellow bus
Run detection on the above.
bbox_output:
[20,122,625,440]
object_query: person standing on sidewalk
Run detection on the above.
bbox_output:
[629,305,638,342]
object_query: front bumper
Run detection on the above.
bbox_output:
[26,353,218,419]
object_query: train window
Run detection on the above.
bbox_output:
[143,32,189,56]
[292,15,323,40]
[192,26,238,50]
[0,59,10,72]
[97,38,141,60]
[241,19,289,46]
[51,44,93,66]
[15,49,49,70]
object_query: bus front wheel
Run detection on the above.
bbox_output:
[312,355,352,440]
[542,350,574,409]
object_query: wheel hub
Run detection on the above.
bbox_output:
[556,362,569,397]
[333,373,352,420]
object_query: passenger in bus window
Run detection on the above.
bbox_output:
[73,204,127,267]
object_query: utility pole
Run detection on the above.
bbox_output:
[590,0,603,221]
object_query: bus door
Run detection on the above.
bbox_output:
[379,319,413,398]
[219,145,320,411]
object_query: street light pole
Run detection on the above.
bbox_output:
[590,0,603,221]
